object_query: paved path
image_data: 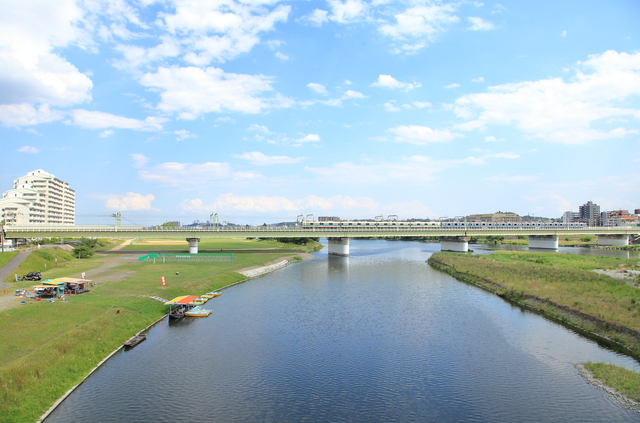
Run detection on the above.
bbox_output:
[0,250,31,291]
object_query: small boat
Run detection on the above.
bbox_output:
[209,292,221,298]
[185,306,212,318]
[124,334,146,348]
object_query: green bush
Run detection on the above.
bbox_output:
[73,245,94,258]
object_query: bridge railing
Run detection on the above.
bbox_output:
[3,224,636,234]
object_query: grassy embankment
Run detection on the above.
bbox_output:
[0,250,20,269]
[121,237,296,251]
[0,238,321,423]
[429,251,640,401]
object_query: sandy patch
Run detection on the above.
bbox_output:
[236,253,313,274]
[109,239,134,251]
[134,240,188,245]
[593,269,640,282]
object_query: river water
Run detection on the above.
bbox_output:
[45,240,640,422]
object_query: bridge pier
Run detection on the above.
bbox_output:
[186,238,200,254]
[327,237,350,256]
[528,235,559,250]
[440,236,470,252]
[598,235,629,246]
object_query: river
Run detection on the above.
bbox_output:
[44,240,640,422]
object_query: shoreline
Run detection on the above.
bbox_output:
[36,252,316,423]
[427,256,640,358]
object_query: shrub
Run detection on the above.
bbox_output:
[73,245,94,258]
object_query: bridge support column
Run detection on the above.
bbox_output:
[528,235,559,250]
[328,237,350,256]
[598,235,629,246]
[440,236,470,252]
[186,238,200,254]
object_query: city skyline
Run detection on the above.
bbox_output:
[1,0,639,225]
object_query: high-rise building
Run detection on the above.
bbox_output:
[0,169,75,225]
[562,211,580,224]
[578,201,601,226]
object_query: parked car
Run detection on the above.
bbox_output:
[21,272,42,281]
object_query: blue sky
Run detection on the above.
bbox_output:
[1,0,639,225]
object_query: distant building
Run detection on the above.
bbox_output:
[319,216,342,222]
[0,169,75,225]
[602,210,635,227]
[579,201,601,226]
[468,213,521,223]
[562,211,580,224]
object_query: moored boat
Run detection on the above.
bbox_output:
[185,306,212,318]
[124,334,146,348]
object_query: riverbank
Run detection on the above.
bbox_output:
[428,251,640,408]
[0,240,321,423]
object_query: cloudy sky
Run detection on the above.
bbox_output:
[1,0,639,225]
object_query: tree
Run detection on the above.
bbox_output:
[485,235,504,244]
[73,245,94,258]
[161,222,176,227]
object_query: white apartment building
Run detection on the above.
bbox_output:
[0,169,75,225]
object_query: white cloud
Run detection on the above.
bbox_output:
[174,129,196,141]
[445,83,460,88]
[304,9,329,26]
[140,66,292,119]
[234,151,306,165]
[275,51,289,61]
[387,125,462,144]
[371,75,421,91]
[344,90,366,99]
[69,109,166,131]
[0,104,64,127]
[181,193,381,215]
[561,31,567,37]
[105,192,157,211]
[296,134,321,143]
[305,155,481,185]
[99,130,114,138]
[412,101,432,108]
[472,77,485,83]
[307,83,329,95]
[327,0,368,24]
[131,153,149,169]
[0,1,93,111]
[454,50,640,144]
[248,124,274,134]
[384,102,401,112]
[17,146,40,154]
[484,175,539,183]
[467,17,495,31]
[114,1,291,68]
[139,161,262,188]
[380,4,459,40]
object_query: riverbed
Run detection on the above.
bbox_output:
[44,240,640,422]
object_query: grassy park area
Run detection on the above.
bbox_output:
[429,250,640,403]
[0,238,321,423]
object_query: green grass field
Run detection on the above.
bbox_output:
[430,251,640,331]
[0,239,320,423]
[121,237,284,251]
[0,250,19,269]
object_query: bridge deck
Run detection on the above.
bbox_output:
[2,225,637,239]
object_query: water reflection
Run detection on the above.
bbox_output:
[44,240,640,423]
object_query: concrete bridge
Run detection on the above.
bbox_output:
[2,224,637,256]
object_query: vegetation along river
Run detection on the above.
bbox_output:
[44,240,640,422]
